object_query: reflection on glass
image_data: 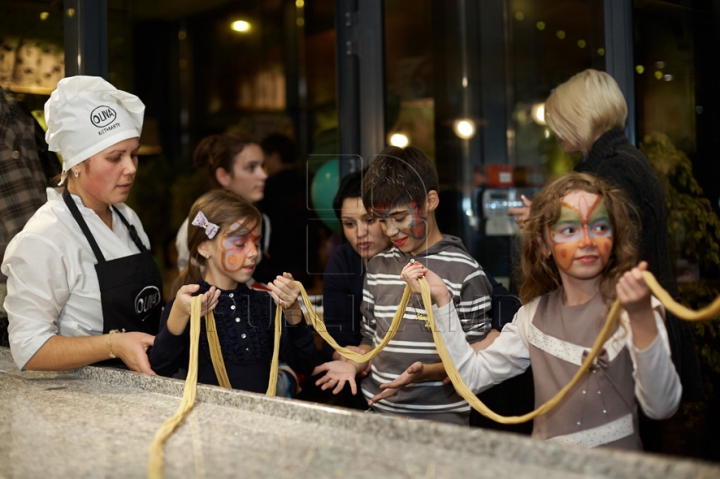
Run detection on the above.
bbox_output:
[508,0,604,178]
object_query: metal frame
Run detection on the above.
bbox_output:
[64,0,108,79]
[335,0,361,178]
[604,0,636,145]
[357,0,385,164]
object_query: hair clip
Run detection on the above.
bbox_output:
[191,211,219,239]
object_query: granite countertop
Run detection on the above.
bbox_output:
[1,347,718,479]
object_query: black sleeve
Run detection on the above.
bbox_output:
[320,248,364,361]
[486,271,522,331]
[148,298,189,377]
[278,306,317,377]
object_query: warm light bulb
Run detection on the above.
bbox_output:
[389,133,409,148]
[231,20,251,32]
[40,12,49,20]
[453,119,476,139]
[531,103,546,125]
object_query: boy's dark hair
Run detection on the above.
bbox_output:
[261,133,296,165]
[332,170,364,220]
[362,146,438,211]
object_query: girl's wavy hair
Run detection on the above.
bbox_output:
[171,189,261,297]
[519,172,638,305]
[194,133,257,188]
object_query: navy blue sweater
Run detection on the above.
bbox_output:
[149,281,316,393]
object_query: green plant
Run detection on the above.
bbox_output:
[640,132,720,400]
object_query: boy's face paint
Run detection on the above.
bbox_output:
[547,191,613,273]
[372,200,427,253]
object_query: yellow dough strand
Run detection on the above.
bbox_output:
[150,272,720,477]
[148,295,203,479]
[418,271,719,424]
[267,303,282,396]
[295,281,412,363]
[205,310,231,389]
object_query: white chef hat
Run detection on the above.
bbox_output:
[44,75,145,174]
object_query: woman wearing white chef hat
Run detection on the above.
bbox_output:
[2,76,162,374]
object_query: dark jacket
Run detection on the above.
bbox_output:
[575,128,703,401]
[150,281,316,393]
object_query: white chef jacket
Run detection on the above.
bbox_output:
[1,188,151,370]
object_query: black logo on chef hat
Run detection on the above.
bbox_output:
[90,106,117,128]
[135,285,162,320]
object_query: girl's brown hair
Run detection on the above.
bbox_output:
[172,189,262,296]
[519,172,638,305]
[194,134,257,188]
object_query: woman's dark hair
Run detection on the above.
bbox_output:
[193,134,257,188]
[332,170,364,221]
[171,189,262,297]
[260,133,296,165]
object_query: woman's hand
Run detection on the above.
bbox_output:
[111,331,156,375]
[507,195,532,228]
[312,360,362,395]
[368,361,449,405]
[268,273,303,324]
[401,261,452,307]
[616,261,658,349]
[333,345,372,378]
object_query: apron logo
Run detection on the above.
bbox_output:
[135,285,161,320]
[90,106,117,128]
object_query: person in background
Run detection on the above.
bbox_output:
[0,86,59,347]
[255,133,322,289]
[320,170,391,363]
[507,70,703,429]
[2,76,160,373]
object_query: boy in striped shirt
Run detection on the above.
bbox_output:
[313,146,496,424]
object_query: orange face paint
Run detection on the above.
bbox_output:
[548,192,613,271]
[220,221,261,274]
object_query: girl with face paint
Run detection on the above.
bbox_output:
[149,190,316,394]
[385,173,682,450]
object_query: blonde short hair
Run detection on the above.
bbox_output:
[545,69,628,152]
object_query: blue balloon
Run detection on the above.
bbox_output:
[311,159,341,233]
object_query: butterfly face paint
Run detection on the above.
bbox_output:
[372,200,427,252]
[548,191,613,272]
[220,220,262,278]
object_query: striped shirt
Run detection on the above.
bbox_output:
[360,235,492,424]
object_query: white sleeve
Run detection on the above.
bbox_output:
[625,297,682,419]
[3,233,70,370]
[432,301,531,394]
[175,218,189,272]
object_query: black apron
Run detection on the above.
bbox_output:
[63,190,162,335]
